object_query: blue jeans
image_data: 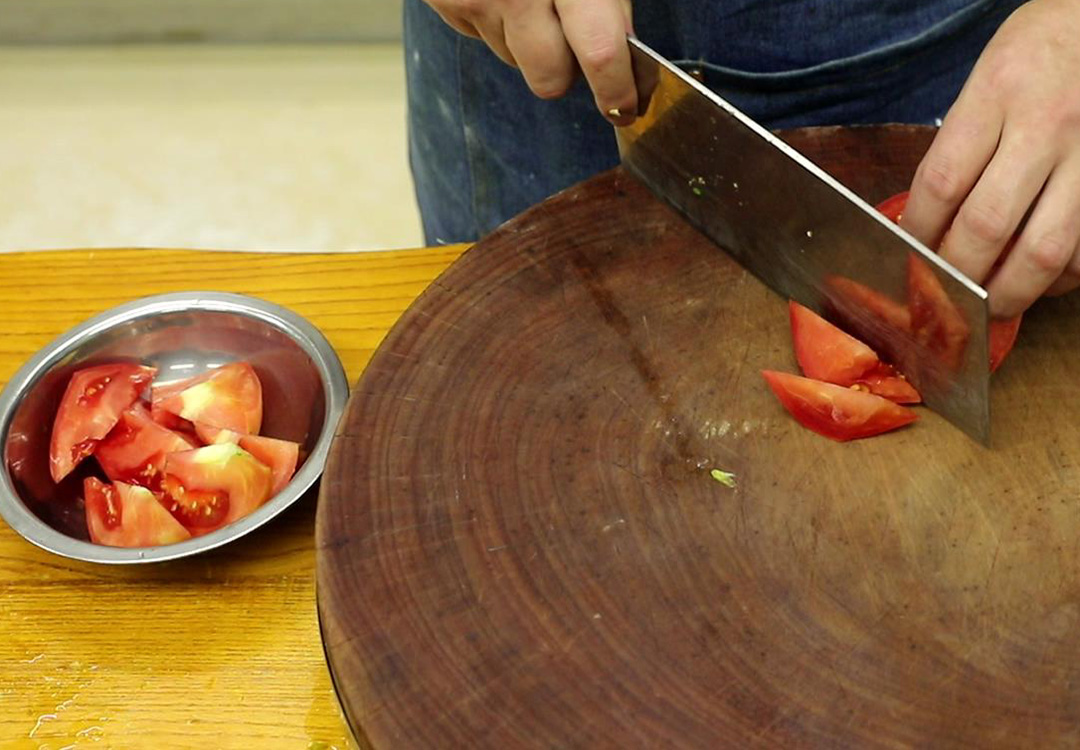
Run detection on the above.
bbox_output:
[404,0,1026,244]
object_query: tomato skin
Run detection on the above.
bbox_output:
[762,370,917,441]
[50,363,157,483]
[789,301,878,385]
[94,404,196,490]
[152,362,262,435]
[989,315,1022,373]
[84,477,191,547]
[163,443,273,530]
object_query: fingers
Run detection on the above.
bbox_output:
[554,0,637,124]
[472,15,517,67]
[937,123,1055,287]
[901,93,1003,249]
[504,4,575,98]
[986,156,1080,316]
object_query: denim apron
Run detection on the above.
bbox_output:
[403,0,1027,244]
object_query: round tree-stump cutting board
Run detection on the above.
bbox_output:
[317,125,1080,749]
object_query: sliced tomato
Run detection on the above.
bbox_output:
[762,370,917,441]
[854,365,921,404]
[237,435,300,495]
[50,363,157,483]
[789,301,878,385]
[194,422,299,495]
[94,403,195,490]
[152,362,262,435]
[876,190,909,223]
[163,443,273,533]
[824,275,912,333]
[84,477,191,547]
[989,315,1022,373]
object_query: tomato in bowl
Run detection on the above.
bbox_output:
[0,292,348,563]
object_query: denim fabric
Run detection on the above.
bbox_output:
[404,0,1028,244]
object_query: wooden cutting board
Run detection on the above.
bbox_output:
[316,125,1080,748]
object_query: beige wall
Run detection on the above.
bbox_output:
[0,0,402,44]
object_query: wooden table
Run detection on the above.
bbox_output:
[0,246,465,749]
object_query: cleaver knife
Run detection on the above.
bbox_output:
[614,36,991,444]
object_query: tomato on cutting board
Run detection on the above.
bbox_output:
[50,363,157,482]
[789,301,921,404]
[152,362,263,435]
[761,370,917,441]
[789,301,878,384]
[94,403,196,490]
[84,477,191,547]
[162,444,274,533]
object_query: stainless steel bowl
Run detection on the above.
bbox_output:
[0,291,348,563]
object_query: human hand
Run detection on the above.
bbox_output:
[423,0,638,124]
[900,0,1080,318]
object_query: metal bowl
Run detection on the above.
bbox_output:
[0,291,348,564]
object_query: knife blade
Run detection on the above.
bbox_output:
[615,36,991,444]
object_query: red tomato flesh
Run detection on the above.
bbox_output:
[789,301,921,404]
[94,404,196,490]
[152,362,262,435]
[789,301,878,384]
[84,477,191,547]
[50,363,156,482]
[163,443,273,532]
[762,370,917,441]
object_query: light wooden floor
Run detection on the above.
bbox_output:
[0,44,424,252]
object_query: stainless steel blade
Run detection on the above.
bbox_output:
[616,36,991,444]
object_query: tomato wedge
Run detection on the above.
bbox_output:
[84,477,191,547]
[790,301,921,404]
[762,370,917,441]
[789,301,878,384]
[237,435,299,495]
[50,363,157,482]
[193,423,299,496]
[152,362,262,435]
[94,403,196,490]
[163,444,273,532]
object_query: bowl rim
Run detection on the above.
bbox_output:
[0,291,349,564]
